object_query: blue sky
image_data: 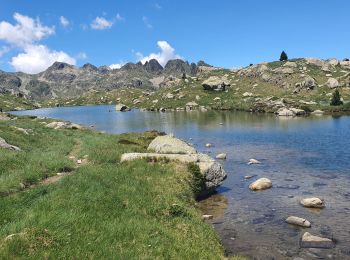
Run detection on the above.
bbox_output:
[0,0,349,73]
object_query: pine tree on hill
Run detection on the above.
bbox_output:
[330,89,343,106]
[280,51,288,61]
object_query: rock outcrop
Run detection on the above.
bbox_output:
[202,76,230,91]
[46,121,82,130]
[121,135,227,194]
[0,137,21,151]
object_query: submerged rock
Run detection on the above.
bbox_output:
[248,158,261,165]
[285,216,311,227]
[300,197,325,208]
[202,214,213,220]
[300,232,334,248]
[0,137,21,151]
[215,153,227,160]
[249,178,272,191]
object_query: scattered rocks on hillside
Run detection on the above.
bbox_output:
[294,76,317,93]
[300,232,334,249]
[215,153,227,160]
[284,61,297,68]
[46,121,82,130]
[121,135,227,195]
[326,78,339,88]
[166,93,174,99]
[249,178,272,191]
[285,216,311,228]
[202,76,230,91]
[12,127,32,135]
[185,101,199,111]
[0,113,10,121]
[300,197,325,208]
[243,92,253,97]
[273,67,294,74]
[115,104,130,112]
[0,137,21,151]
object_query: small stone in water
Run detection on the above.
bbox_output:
[202,214,213,220]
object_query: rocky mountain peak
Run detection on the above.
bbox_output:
[164,59,197,76]
[197,60,212,67]
[82,63,98,72]
[48,62,74,71]
[143,59,163,74]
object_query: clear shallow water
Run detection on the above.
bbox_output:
[13,106,350,259]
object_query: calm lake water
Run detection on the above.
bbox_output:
[13,105,350,259]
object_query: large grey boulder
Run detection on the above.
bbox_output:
[202,76,230,91]
[148,135,197,154]
[0,137,21,151]
[326,78,339,88]
[301,232,334,248]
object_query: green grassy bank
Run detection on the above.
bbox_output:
[0,115,243,259]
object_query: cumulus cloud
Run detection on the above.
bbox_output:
[137,41,182,67]
[60,16,70,27]
[109,63,124,69]
[10,44,76,74]
[91,17,113,30]
[0,12,54,47]
[0,13,76,74]
[142,16,152,29]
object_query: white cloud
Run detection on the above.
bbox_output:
[137,41,182,67]
[142,16,152,29]
[0,13,75,74]
[155,3,162,10]
[60,16,70,27]
[91,17,113,30]
[0,46,10,57]
[0,12,54,47]
[10,44,76,74]
[109,63,124,69]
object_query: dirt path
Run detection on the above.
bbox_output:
[40,139,88,186]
